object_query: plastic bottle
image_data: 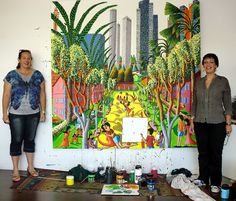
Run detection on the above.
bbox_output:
[106,167,113,184]
[129,170,135,183]
[135,165,142,184]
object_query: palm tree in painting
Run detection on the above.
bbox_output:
[160,1,200,48]
[51,1,116,48]
[51,1,116,69]
[149,38,172,62]
[51,1,117,148]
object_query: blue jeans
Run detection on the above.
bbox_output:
[9,113,40,156]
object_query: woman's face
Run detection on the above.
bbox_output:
[18,52,32,69]
[203,58,217,74]
[104,124,110,131]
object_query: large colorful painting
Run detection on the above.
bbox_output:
[51,0,200,149]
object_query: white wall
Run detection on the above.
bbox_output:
[0,0,236,179]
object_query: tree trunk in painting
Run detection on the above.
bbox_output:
[73,108,90,149]
[66,79,73,122]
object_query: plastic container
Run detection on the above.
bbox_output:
[147,179,155,191]
[105,167,113,184]
[66,175,74,186]
[88,174,95,183]
[151,168,158,179]
[221,184,230,199]
[129,170,135,183]
[135,165,142,184]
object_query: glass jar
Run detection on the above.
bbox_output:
[116,171,124,184]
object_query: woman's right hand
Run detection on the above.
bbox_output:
[190,121,195,133]
[2,114,10,124]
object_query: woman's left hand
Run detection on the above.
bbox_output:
[226,125,232,135]
[40,113,46,122]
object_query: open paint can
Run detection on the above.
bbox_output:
[221,184,230,199]
[147,179,155,191]
[88,174,95,183]
[66,175,74,186]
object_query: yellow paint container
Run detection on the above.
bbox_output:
[66,175,74,186]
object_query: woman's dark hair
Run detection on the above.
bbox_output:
[101,122,110,132]
[148,127,154,135]
[185,118,190,126]
[65,125,71,133]
[16,49,32,69]
[202,53,219,67]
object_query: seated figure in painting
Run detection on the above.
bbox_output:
[101,122,123,148]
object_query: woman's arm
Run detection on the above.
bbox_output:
[40,81,46,122]
[223,79,232,134]
[2,82,12,124]
[225,114,232,135]
[190,82,198,133]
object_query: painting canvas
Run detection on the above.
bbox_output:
[51,0,201,149]
[101,184,139,195]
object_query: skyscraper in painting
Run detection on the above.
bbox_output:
[136,0,158,64]
[108,9,117,67]
[122,17,132,67]
[116,23,120,59]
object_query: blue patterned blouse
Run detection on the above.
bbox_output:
[4,70,44,111]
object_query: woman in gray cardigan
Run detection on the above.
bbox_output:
[190,53,232,193]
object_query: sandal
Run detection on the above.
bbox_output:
[12,174,21,182]
[27,168,39,177]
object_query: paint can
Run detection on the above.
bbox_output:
[129,170,135,183]
[88,174,95,183]
[66,175,74,186]
[116,171,124,184]
[135,165,142,184]
[147,179,155,191]
[221,184,230,199]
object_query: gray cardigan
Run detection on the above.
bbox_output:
[191,75,232,124]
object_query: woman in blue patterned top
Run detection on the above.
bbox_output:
[2,49,46,182]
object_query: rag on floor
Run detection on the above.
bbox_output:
[68,164,92,182]
[171,174,215,201]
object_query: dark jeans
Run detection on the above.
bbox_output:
[9,113,40,156]
[194,122,226,186]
